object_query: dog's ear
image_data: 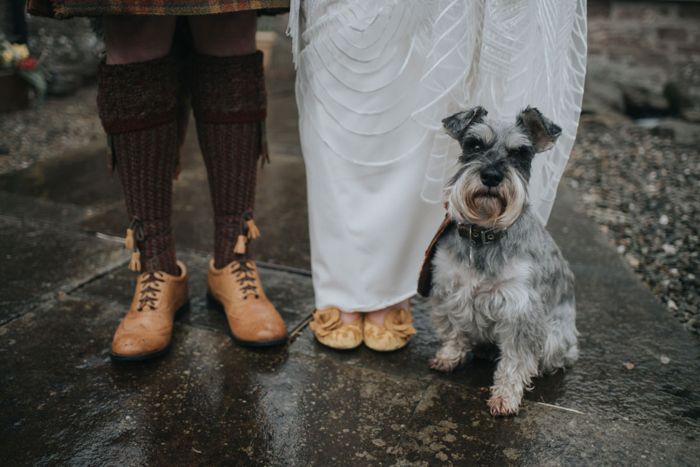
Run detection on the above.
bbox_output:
[442,106,488,140]
[516,107,562,153]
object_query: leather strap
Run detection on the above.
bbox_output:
[417,215,507,297]
[417,215,454,297]
[456,222,507,245]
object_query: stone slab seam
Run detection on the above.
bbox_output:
[0,252,129,328]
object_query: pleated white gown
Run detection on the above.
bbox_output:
[289,0,587,312]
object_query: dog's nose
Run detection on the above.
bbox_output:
[480,167,504,187]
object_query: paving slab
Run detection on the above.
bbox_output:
[547,182,627,270]
[0,141,123,209]
[387,379,533,466]
[0,191,93,226]
[385,376,698,467]
[0,216,129,324]
[73,250,315,336]
[0,296,426,466]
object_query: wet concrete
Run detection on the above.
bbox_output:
[0,216,128,324]
[0,141,123,209]
[1,15,700,466]
[0,296,425,466]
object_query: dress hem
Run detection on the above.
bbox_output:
[315,289,418,313]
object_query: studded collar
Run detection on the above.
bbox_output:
[442,202,507,245]
[456,222,507,245]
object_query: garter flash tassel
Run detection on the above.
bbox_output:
[234,235,247,255]
[124,228,134,250]
[246,220,260,239]
[129,251,141,272]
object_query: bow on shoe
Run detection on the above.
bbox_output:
[384,308,417,339]
[309,308,344,337]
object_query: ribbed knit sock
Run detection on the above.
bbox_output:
[97,56,180,276]
[190,51,267,269]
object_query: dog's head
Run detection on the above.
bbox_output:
[442,106,561,229]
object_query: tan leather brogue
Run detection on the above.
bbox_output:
[111,261,189,361]
[207,260,288,346]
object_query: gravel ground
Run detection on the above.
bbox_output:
[0,84,103,175]
[565,114,700,337]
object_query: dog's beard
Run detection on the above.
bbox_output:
[447,167,526,229]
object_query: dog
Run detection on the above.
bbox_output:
[417,106,579,416]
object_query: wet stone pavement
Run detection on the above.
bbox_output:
[2,32,700,467]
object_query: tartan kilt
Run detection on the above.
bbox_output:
[26,0,290,19]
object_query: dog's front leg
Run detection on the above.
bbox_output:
[430,338,470,373]
[429,298,471,372]
[488,314,545,416]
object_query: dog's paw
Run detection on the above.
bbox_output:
[487,395,520,417]
[429,345,467,372]
[429,356,460,373]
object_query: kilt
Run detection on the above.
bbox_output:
[26,0,289,19]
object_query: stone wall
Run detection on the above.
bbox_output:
[26,17,103,96]
[586,0,700,120]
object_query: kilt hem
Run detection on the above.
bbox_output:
[26,0,289,19]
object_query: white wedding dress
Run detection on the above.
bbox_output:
[288,0,587,312]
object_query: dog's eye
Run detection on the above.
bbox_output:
[472,144,483,153]
[509,147,526,157]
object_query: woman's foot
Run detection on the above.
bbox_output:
[310,308,363,350]
[365,299,410,325]
[340,311,361,323]
[363,299,416,352]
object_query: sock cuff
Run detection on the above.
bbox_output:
[190,51,267,124]
[97,55,179,134]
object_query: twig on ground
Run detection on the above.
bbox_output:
[535,402,584,414]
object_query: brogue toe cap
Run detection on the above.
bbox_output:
[112,333,170,356]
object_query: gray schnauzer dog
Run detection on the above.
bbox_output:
[417,106,579,417]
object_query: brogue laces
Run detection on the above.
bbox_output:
[137,272,165,311]
[230,261,259,300]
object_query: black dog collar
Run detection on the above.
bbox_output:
[457,222,507,245]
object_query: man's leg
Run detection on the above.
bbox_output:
[101,16,179,275]
[189,12,259,267]
[189,12,287,346]
[100,17,190,360]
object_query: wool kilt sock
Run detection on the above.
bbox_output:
[190,51,267,269]
[97,56,180,276]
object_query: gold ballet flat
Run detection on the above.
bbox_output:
[363,304,417,352]
[309,307,363,350]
